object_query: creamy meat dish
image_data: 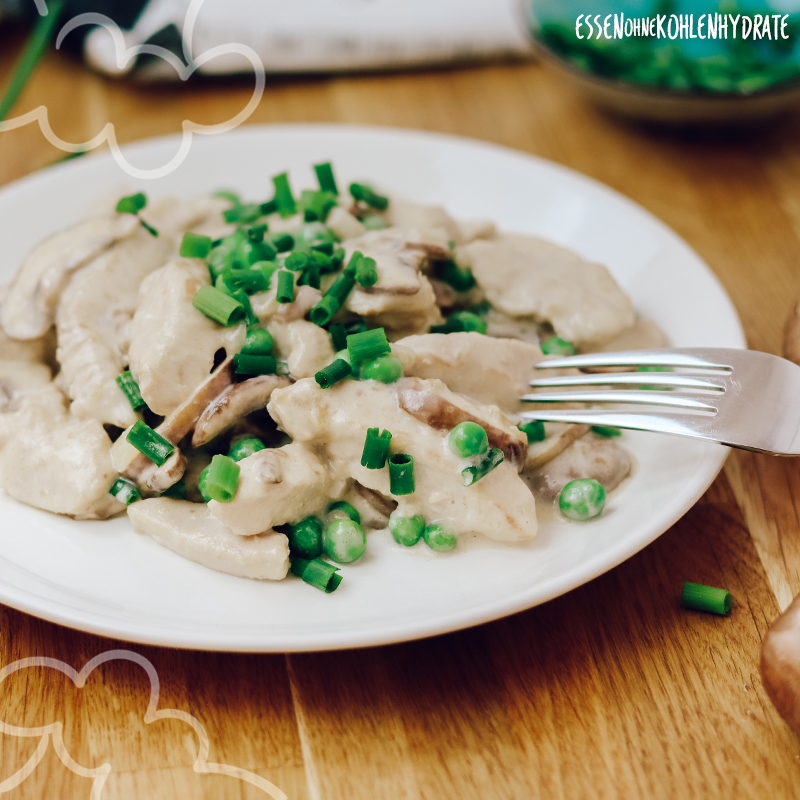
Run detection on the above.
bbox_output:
[0,165,664,591]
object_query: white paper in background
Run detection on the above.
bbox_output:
[85,0,533,77]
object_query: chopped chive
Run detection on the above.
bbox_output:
[325,270,356,308]
[276,270,295,304]
[361,428,392,469]
[116,370,147,412]
[197,465,211,503]
[346,320,368,336]
[592,426,621,438]
[541,336,576,356]
[389,453,415,495]
[344,250,362,275]
[258,260,281,285]
[315,359,351,389]
[431,311,486,335]
[162,478,187,500]
[228,436,266,462]
[0,0,65,123]
[269,233,295,252]
[300,189,337,222]
[471,301,492,316]
[205,454,240,503]
[285,252,309,271]
[234,353,277,376]
[246,224,268,243]
[331,247,345,269]
[300,267,321,290]
[310,295,340,327]
[212,190,240,206]
[329,323,348,352]
[681,582,732,616]
[116,192,147,215]
[230,289,258,326]
[192,285,245,326]
[349,183,389,211]
[521,420,546,444]
[462,448,504,486]
[311,241,335,256]
[286,516,323,558]
[109,478,142,506]
[290,557,342,593]
[225,267,269,295]
[223,203,262,224]
[272,172,297,217]
[314,162,339,195]
[355,256,378,287]
[180,232,213,259]
[127,420,174,467]
[327,501,361,524]
[260,198,279,216]
[139,218,159,238]
[347,327,390,363]
[241,328,273,355]
[433,260,476,292]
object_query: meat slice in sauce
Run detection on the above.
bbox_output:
[455,234,635,348]
[267,378,537,543]
[129,498,289,580]
[128,260,245,416]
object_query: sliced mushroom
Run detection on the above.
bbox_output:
[524,423,591,470]
[128,260,245,416]
[347,482,397,529]
[395,376,528,470]
[525,433,632,500]
[455,234,635,349]
[192,374,291,447]
[208,442,333,536]
[267,377,537,542]
[128,498,290,580]
[1,213,140,340]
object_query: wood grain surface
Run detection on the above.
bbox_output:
[2,31,800,799]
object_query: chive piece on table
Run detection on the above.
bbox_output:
[272,172,297,217]
[109,478,142,506]
[276,270,295,304]
[180,232,213,259]
[361,427,392,469]
[234,353,277,376]
[192,285,245,326]
[681,582,733,616]
[314,162,339,195]
[389,453,415,495]
[347,327,390,363]
[462,448,504,486]
[205,454,240,503]
[116,370,147,412]
[127,420,174,467]
[315,359,351,389]
[0,0,65,123]
[349,182,389,211]
[290,557,342,593]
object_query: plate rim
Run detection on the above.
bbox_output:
[0,123,745,651]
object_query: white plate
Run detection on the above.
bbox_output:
[0,125,745,651]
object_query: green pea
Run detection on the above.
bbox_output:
[449,311,487,335]
[360,355,403,384]
[540,336,576,356]
[328,500,361,525]
[324,519,367,563]
[198,465,212,503]
[423,523,457,553]
[241,329,274,356]
[228,437,266,462]
[520,420,545,444]
[448,421,488,458]
[558,479,606,521]
[389,513,425,547]
[287,515,323,559]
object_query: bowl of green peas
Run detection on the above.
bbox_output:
[524,0,800,124]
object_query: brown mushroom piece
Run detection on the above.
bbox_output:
[395,376,528,470]
[761,592,800,737]
[525,433,632,501]
[192,374,291,447]
[128,498,290,580]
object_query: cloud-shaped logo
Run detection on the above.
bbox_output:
[0,0,265,179]
[0,649,286,799]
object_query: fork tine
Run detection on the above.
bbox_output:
[534,350,733,371]
[528,374,725,391]
[520,390,717,411]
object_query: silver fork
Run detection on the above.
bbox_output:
[520,348,800,455]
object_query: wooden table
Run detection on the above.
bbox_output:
[1,33,800,799]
